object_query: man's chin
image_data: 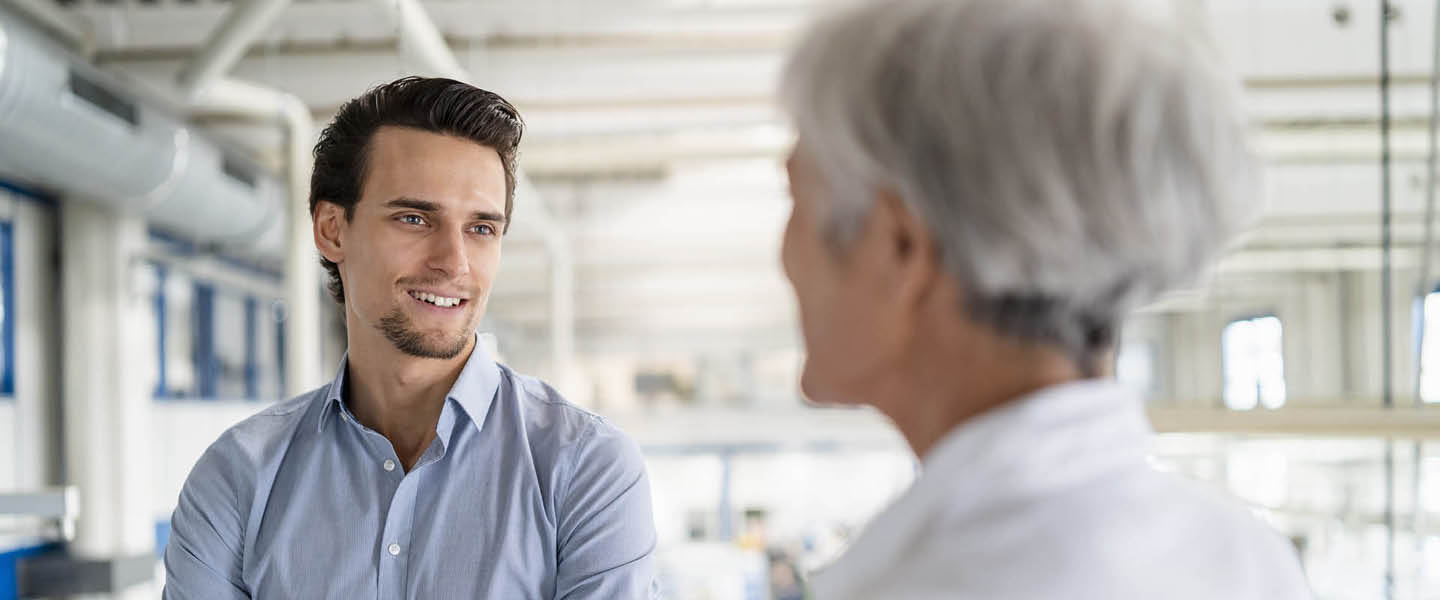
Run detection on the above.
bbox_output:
[393,333,470,360]
[377,310,474,360]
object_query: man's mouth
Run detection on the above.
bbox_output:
[407,290,468,308]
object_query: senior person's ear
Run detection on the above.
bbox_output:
[865,189,944,322]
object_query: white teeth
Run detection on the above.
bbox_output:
[413,291,460,307]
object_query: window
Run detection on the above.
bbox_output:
[1418,291,1440,403]
[1222,315,1287,410]
[150,266,196,398]
[147,260,285,401]
[255,299,285,400]
[208,287,250,399]
[1,221,12,397]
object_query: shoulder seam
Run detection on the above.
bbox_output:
[255,388,326,418]
[507,366,606,425]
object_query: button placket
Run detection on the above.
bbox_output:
[377,467,422,598]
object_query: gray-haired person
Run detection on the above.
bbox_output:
[776,1,1311,598]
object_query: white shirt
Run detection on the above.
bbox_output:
[811,380,1312,600]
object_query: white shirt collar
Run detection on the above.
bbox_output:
[813,379,1153,596]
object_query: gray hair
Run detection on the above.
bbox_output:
[779,0,1257,373]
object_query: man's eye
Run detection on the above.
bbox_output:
[400,215,425,226]
[472,224,496,236]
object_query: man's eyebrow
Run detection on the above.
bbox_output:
[383,197,506,224]
[383,197,440,212]
[469,210,507,224]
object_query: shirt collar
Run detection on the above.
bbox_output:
[316,334,503,442]
[920,378,1152,498]
[811,379,1153,597]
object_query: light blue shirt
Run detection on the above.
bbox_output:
[162,343,658,599]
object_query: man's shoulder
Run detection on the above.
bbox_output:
[500,365,625,446]
[213,388,326,455]
[182,387,328,492]
[497,365,645,482]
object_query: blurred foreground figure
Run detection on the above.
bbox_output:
[778,1,1312,598]
[163,77,657,599]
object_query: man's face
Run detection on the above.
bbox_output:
[781,138,892,404]
[329,126,507,359]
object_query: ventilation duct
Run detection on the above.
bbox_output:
[0,6,283,260]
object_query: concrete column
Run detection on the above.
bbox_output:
[283,114,325,397]
[59,200,155,573]
[1279,273,1345,405]
[13,198,61,488]
[1167,309,1225,408]
[1344,271,1386,405]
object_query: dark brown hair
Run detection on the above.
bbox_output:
[310,76,524,304]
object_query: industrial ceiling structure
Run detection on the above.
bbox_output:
[4,0,1435,367]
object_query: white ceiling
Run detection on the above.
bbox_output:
[23,0,1440,351]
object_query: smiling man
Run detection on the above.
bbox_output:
[163,77,658,599]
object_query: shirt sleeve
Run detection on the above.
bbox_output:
[162,435,253,600]
[553,421,659,600]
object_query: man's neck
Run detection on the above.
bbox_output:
[344,329,474,471]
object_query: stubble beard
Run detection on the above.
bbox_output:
[376,309,472,359]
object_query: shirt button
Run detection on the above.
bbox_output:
[387,543,401,556]
[383,459,396,472]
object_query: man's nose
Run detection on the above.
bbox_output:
[426,228,470,278]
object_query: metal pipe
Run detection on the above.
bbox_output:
[178,0,324,396]
[1380,2,1398,598]
[192,78,323,396]
[0,0,92,57]
[175,0,291,98]
[369,0,467,80]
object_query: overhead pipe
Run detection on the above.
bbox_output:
[175,0,291,98]
[0,0,92,57]
[190,77,322,395]
[368,0,467,81]
[178,0,324,395]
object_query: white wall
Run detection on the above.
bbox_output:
[0,402,15,492]
[1126,266,1426,408]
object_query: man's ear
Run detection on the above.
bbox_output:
[313,201,346,265]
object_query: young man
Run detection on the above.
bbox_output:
[777,1,1311,598]
[164,77,657,599]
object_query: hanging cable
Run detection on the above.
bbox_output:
[1380,1,1397,599]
